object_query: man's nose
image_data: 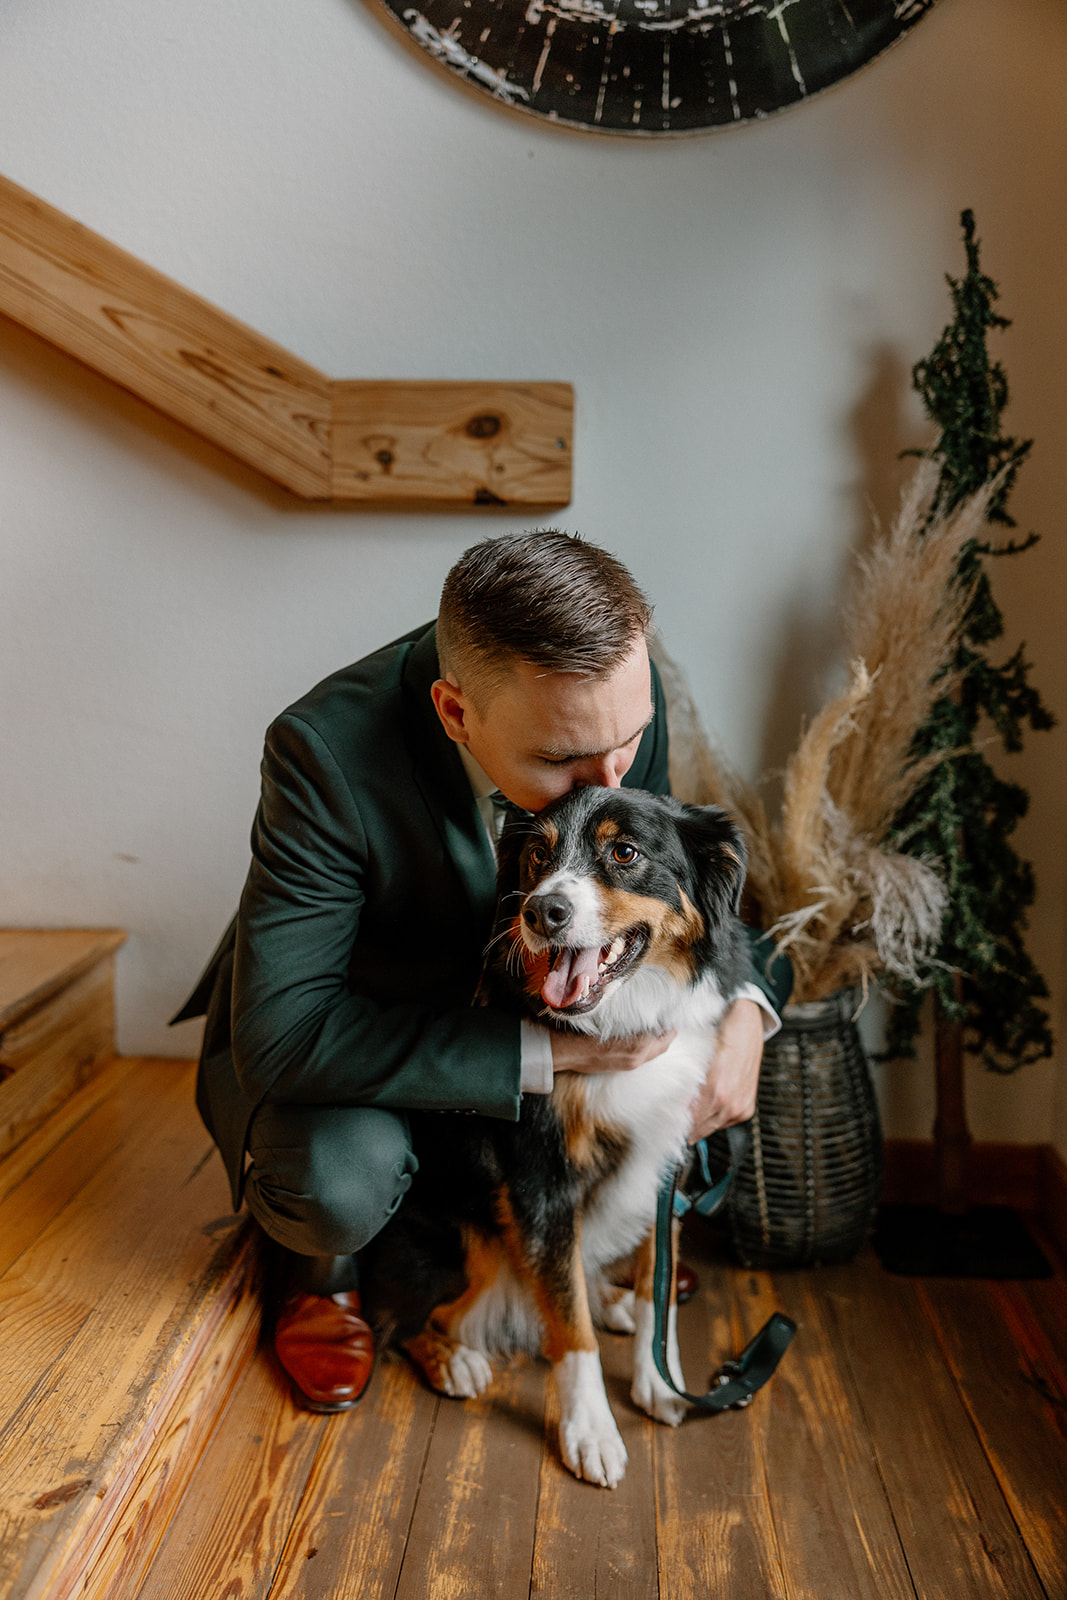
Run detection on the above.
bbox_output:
[575,755,625,789]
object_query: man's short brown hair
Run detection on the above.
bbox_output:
[436,530,653,702]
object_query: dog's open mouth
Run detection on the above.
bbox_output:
[539,925,647,1013]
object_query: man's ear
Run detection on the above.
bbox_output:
[431,677,470,745]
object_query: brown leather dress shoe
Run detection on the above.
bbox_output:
[274,1289,375,1413]
[676,1262,699,1304]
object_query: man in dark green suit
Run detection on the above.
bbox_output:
[176,531,788,1413]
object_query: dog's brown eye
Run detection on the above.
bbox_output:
[612,842,639,865]
[527,843,550,869]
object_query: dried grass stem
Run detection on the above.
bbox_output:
[659,462,997,1001]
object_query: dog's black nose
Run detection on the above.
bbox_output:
[523,894,573,940]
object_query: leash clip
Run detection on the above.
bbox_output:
[713,1360,755,1408]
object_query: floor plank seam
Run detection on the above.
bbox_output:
[995,1282,1067,1403]
[388,1370,442,1600]
[744,1277,790,1600]
[0,1309,95,1451]
[827,1283,921,1600]
[912,1280,1052,1598]
[753,1392,787,1600]
[124,1355,256,1600]
[70,1251,260,1600]
[253,1399,336,1600]
[0,1061,136,1203]
[525,1369,547,1600]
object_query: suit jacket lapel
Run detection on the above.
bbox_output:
[402,624,498,931]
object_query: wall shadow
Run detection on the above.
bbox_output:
[755,339,921,792]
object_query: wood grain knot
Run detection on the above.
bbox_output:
[466,414,501,439]
[32,1478,92,1511]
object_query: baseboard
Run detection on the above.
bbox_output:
[1037,1144,1067,1263]
[882,1140,1067,1260]
[882,1139,1039,1210]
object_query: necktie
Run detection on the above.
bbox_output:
[488,790,533,842]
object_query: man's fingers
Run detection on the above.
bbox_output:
[551,1027,677,1075]
[622,1028,677,1067]
[685,998,765,1140]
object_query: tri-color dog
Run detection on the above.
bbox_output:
[365,785,750,1487]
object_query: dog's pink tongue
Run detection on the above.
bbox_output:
[541,946,601,1009]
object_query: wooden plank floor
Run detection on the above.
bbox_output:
[139,1202,1067,1598]
[2,1056,1064,1599]
[0,1057,258,1600]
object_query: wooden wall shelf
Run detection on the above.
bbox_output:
[0,173,573,508]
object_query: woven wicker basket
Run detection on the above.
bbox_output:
[708,987,883,1268]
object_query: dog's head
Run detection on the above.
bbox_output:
[492,786,747,1024]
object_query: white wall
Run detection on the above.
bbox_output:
[1,0,1065,1152]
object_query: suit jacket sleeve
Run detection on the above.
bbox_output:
[230,712,521,1122]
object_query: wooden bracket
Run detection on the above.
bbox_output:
[0,173,573,508]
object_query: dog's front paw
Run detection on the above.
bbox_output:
[554,1349,628,1487]
[630,1299,689,1426]
[630,1367,689,1427]
[405,1330,494,1399]
[559,1412,629,1488]
[440,1343,494,1398]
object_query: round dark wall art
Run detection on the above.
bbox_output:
[371,0,938,135]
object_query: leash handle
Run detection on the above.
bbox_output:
[652,1134,796,1412]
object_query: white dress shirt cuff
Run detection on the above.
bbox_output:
[735,981,781,1040]
[519,1019,555,1094]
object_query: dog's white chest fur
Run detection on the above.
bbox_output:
[575,965,730,1268]
[579,1026,711,1271]
[455,969,727,1359]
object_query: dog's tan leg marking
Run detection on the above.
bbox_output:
[538,1233,599,1363]
[491,1186,597,1360]
[494,1191,627,1488]
[403,1229,499,1399]
[550,1074,597,1170]
[630,1225,688,1426]
[550,1074,630,1183]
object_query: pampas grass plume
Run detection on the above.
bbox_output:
[660,460,998,1001]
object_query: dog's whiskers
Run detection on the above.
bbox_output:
[482,924,518,959]
[504,931,532,978]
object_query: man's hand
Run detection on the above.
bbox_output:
[687,997,764,1144]
[551,1028,678,1075]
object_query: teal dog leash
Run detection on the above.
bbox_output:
[652,1126,796,1410]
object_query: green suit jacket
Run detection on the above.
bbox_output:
[176,622,789,1210]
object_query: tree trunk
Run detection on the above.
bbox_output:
[933,979,971,1215]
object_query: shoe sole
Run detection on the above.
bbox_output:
[294,1384,370,1414]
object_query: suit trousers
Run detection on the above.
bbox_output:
[244,1100,419,1262]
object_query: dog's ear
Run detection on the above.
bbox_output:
[495,810,528,902]
[477,811,531,997]
[485,809,534,951]
[675,802,748,923]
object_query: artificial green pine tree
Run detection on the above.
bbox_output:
[885,210,1055,1073]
